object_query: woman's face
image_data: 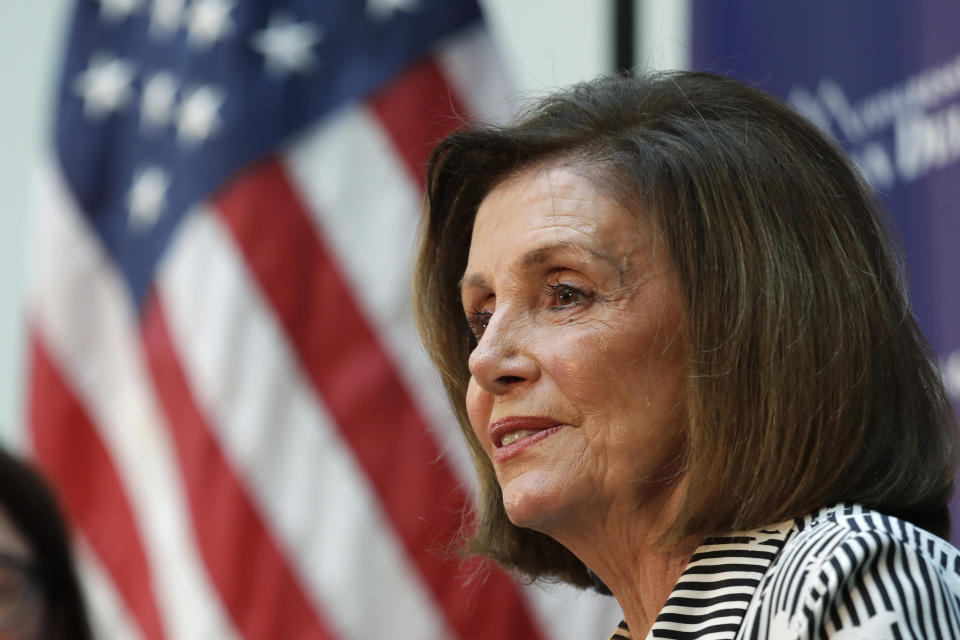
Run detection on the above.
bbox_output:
[461,163,687,536]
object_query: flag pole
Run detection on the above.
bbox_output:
[614,0,636,74]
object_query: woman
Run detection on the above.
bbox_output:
[414,71,960,639]
[0,447,93,639]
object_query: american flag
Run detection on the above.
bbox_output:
[26,0,620,637]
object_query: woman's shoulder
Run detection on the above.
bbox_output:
[785,503,960,591]
[746,503,960,639]
[791,503,956,555]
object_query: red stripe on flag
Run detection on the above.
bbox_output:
[140,294,335,640]
[27,333,168,640]
[215,158,545,639]
[369,57,469,186]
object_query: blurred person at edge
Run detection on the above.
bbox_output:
[414,72,960,639]
[0,447,92,639]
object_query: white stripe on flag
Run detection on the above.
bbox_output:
[157,206,452,639]
[520,583,624,640]
[285,105,476,493]
[75,537,144,640]
[29,158,240,640]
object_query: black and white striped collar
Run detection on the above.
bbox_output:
[607,518,796,640]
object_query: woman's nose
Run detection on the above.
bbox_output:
[467,312,540,395]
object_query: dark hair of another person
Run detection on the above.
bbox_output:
[413,71,960,591]
[0,448,93,638]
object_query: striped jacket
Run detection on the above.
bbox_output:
[609,504,960,639]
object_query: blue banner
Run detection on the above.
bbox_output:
[692,1,960,535]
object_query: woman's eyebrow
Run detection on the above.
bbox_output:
[459,242,624,293]
[520,242,624,281]
[459,272,487,292]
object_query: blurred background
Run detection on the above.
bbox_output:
[0,0,690,448]
[0,0,690,450]
[1,1,958,639]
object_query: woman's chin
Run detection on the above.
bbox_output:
[500,469,582,533]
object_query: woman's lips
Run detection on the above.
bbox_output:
[489,416,563,462]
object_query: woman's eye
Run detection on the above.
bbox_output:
[467,310,491,339]
[547,283,590,309]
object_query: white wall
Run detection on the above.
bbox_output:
[481,0,613,97]
[635,0,691,71]
[482,0,691,97]
[0,1,689,445]
[0,2,70,446]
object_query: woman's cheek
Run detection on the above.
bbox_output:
[549,330,608,397]
[466,377,493,451]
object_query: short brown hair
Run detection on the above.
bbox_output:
[413,71,960,590]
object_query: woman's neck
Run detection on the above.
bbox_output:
[602,540,696,637]
[542,480,698,638]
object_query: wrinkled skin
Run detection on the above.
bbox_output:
[461,162,688,543]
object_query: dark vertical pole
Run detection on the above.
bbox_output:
[614,0,635,74]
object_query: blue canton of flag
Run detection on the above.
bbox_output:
[56,0,481,305]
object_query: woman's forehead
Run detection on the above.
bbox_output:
[468,164,656,265]
[457,166,675,307]
[483,163,606,211]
